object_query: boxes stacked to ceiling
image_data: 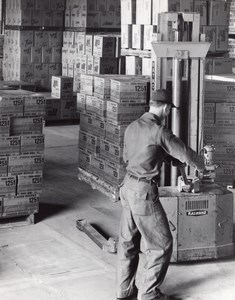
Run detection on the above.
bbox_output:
[121,0,232,76]
[204,75,235,187]
[121,0,197,76]
[78,74,149,197]
[199,0,232,75]
[3,0,65,90]
[0,89,45,219]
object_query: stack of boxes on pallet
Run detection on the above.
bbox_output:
[3,0,65,90]
[0,89,45,218]
[62,32,123,92]
[204,75,235,187]
[78,75,149,193]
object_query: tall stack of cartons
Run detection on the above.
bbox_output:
[77,74,149,198]
[0,89,45,221]
[3,0,65,90]
[121,0,232,76]
[204,74,235,187]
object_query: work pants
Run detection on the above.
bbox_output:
[116,175,173,300]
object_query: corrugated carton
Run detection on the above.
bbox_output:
[20,134,45,154]
[0,117,10,137]
[11,116,43,135]
[8,154,44,176]
[0,137,20,155]
[2,194,39,217]
[17,171,43,195]
[0,176,16,197]
[0,157,8,177]
[51,76,73,98]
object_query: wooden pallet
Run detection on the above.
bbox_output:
[0,213,35,229]
[78,168,120,202]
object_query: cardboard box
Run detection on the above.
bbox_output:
[85,35,94,56]
[215,103,235,121]
[11,117,43,135]
[86,133,100,156]
[45,97,61,120]
[100,139,124,164]
[105,122,128,144]
[125,56,142,75]
[104,159,126,186]
[51,76,73,98]
[52,47,62,63]
[2,194,39,217]
[0,137,20,156]
[0,157,8,177]
[80,74,94,96]
[194,0,207,26]
[200,26,216,53]
[20,134,45,154]
[8,154,44,176]
[31,47,42,64]
[92,116,106,137]
[216,26,228,52]
[24,94,46,116]
[132,24,144,50]
[136,0,152,25]
[93,56,118,75]
[0,94,24,117]
[0,117,10,137]
[79,130,87,151]
[90,155,105,178]
[208,0,230,26]
[34,31,49,47]
[144,25,158,50]
[204,103,215,125]
[87,55,94,74]
[48,31,63,48]
[93,36,116,57]
[50,0,65,10]
[33,64,49,80]
[121,0,136,24]
[106,101,147,123]
[110,78,148,103]
[0,176,17,197]
[53,10,64,27]
[94,75,118,100]
[80,113,94,133]
[60,98,78,119]
[77,93,86,112]
[121,25,132,49]
[78,148,91,172]
[17,171,43,195]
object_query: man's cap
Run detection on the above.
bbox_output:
[151,89,179,109]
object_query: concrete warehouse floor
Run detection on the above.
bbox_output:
[0,124,235,300]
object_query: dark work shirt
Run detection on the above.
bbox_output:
[124,112,205,181]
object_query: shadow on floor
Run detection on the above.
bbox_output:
[35,202,70,223]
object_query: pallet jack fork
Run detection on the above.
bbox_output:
[76,219,118,253]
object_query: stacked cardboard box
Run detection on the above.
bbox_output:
[3,0,65,90]
[62,32,124,93]
[0,89,45,218]
[65,0,121,29]
[204,74,235,187]
[50,75,78,120]
[121,0,231,76]
[78,74,149,189]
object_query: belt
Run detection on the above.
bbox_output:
[128,174,157,184]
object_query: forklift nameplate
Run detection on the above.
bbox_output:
[187,210,208,216]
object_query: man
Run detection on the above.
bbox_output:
[116,89,205,300]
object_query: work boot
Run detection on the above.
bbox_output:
[116,295,137,300]
[153,291,170,300]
